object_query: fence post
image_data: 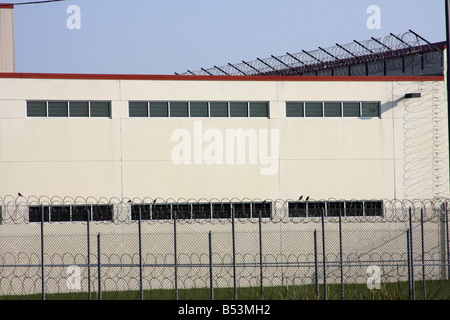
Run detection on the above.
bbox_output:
[232,206,237,300]
[446,202,450,279]
[138,205,143,300]
[409,208,415,300]
[406,229,411,300]
[40,205,45,301]
[209,231,214,300]
[314,229,319,299]
[420,208,426,300]
[258,209,264,300]
[97,232,102,300]
[173,209,178,300]
[87,206,91,300]
[321,208,327,300]
[339,209,344,300]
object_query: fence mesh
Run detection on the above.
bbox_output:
[0,196,449,300]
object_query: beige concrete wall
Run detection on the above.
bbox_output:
[0,77,447,201]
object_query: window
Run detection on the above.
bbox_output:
[29,205,113,222]
[90,102,111,117]
[170,101,189,117]
[288,200,383,217]
[343,102,360,117]
[249,102,269,117]
[129,101,149,117]
[48,101,68,117]
[304,102,323,117]
[70,101,90,117]
[192,203,212,219]
[190,102,209,117]
[286,101,380,118]
[27,100,111,118]
[27,101,47,117]
[361,102,380,117]
[128,101,270,118]
[149,102,168,117]
[286,102,304,117]
[229,102,248,117]
[323,102,341,117]
[209,102,228,117]
[130,201,272,220]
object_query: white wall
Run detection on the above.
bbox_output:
[0,77,447,201]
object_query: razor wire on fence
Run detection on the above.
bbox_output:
[0,196,449,300]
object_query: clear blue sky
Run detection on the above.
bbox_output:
[9,0,447,75]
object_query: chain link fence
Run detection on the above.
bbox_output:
[0,196,449,300]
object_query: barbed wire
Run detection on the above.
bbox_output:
[0,195,448,225]
[177,31,445,77]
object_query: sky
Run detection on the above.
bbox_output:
[7,0,448,75]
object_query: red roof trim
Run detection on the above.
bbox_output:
[0,72,444,82]
[0,3,14,8]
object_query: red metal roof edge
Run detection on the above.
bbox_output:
[0,72,444,82]
[0,3,14,8]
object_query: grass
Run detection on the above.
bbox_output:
[2,279,448,300]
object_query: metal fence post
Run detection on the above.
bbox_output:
[446,202,450,279]
[209,231,214,300]
[173,209,178,300]
[409,208,415,300]
[420,208,426,300]
[87,207,91,300]
[406,229,411,300]
[97,232,102,300]
[40,205,45,301]
[339,209,344,300]
[258,209,264,300]
[138,205,143,300]
[314,229,319,299]
[232,205,237,300]
[321,208,327,300]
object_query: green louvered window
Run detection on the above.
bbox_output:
[170,101,188,117]
[27,101,47,117]
[129,101,148,117]
[189,102,209,117]
[230,102,248,117]
[149,102,168,117]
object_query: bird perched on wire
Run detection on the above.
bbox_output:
[305,196,310,201]
[299,195,303,201]
[18,192,23,197]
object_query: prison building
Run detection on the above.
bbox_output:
[0,5,450,299]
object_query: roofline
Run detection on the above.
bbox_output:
[0,3,14,8]
[0,72,444,82]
